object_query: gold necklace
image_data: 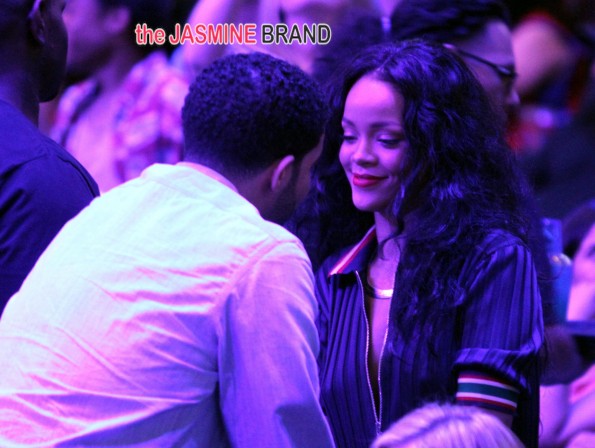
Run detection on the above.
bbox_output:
[365,279,393,300]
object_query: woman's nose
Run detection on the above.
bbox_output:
[351,139,375,164]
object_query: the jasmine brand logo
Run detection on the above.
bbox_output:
[135,23,332,46]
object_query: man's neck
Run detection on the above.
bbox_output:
[0,71,39,125]
[178,162,238,193]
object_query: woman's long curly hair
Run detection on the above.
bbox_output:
[294,39,533,336]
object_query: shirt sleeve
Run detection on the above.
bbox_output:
[453,241,544,396]
[218,240,335,448]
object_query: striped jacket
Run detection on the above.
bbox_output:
[315,228,544,447]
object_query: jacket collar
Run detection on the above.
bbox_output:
[328,227,376,276]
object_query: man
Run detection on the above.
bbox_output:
[0,0,99,312]
[51,0,188,192]
[0,52,334,447]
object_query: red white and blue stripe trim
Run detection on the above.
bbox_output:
[456,371,520,415]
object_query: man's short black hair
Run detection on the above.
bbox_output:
[391,0,511,43]
[182,52,328,178]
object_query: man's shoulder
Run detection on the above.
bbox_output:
[0,104,98,196]
[2,139,97,192]
[232,212,309,263]
[1,110,52,165]
[135,164,308,263]
[0,102,44,170]
[215,206,309,269]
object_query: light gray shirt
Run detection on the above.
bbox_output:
[0,163,334,447]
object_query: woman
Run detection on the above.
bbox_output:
[303,40,544,447]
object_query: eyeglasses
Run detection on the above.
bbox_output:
[450,46,518,83]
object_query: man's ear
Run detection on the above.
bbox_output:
[28,0,47,45]
[270,155,296,192]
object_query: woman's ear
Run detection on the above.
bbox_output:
[270,155,296,192]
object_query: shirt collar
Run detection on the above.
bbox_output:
[328,227,376,276]
[177,162,238,193]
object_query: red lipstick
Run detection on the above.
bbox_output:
[352,174,385,187]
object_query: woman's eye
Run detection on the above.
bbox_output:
[378,138,402,148]
[341,134,357,143]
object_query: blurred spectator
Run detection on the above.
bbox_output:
[179,0,259,76]
[41,0,193,135]
[391,0,519,129]
[51,0,188,192]
[521,79,595,220]
[564,199,595,259]
[565,203,595,321]
[509,0,594,154]
[258,0,363,73]
[0,0,99,311]
[540,204,595,448]
[372,402,524,448]
[311,11,387,84]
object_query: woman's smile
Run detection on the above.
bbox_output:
[351,172,388,188]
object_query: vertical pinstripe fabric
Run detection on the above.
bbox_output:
[316,229,543,448]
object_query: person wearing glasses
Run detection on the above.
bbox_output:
[390,0,519,128]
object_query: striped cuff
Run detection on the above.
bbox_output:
[456,371,520,415]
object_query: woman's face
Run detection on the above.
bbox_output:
[339,75,409,214]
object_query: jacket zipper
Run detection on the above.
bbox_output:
[377,325,388,434]
[356,271,383,434]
